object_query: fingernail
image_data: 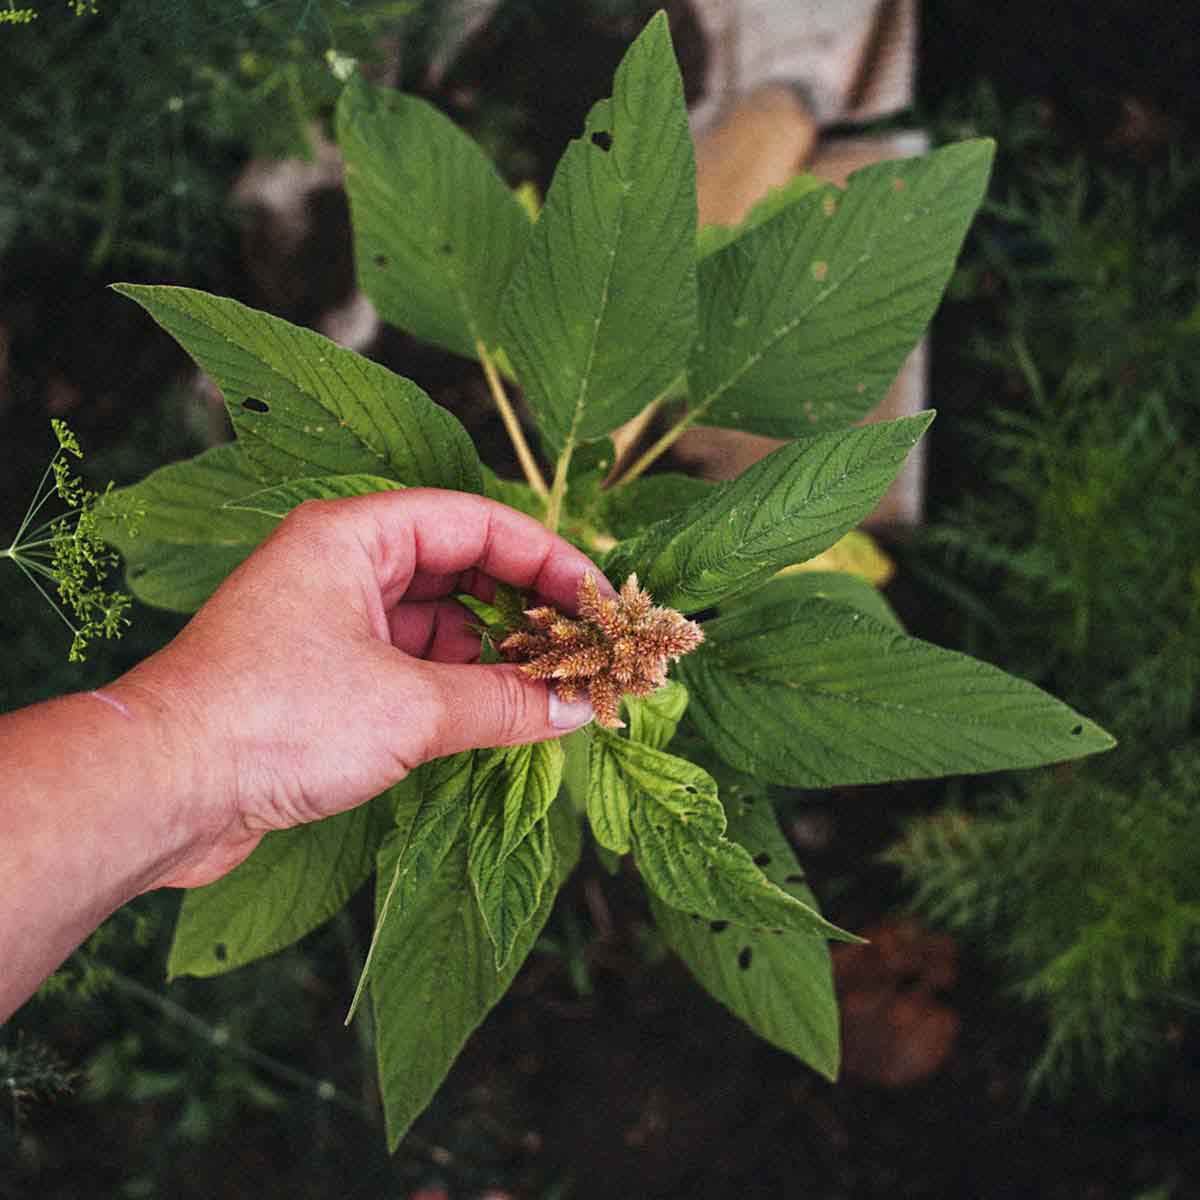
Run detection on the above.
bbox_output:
[549,688,595,730]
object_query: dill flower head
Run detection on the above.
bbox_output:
[499,573,703,728]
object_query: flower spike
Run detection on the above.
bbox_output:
[498,573,703,728]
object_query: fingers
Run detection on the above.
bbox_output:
[387,598,482,662]
[340,489,614,610]
[409,660,595,760]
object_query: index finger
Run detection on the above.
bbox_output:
[343,488,614,611]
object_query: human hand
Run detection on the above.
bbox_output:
[111,489,610,889]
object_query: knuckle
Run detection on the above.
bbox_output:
[490,668,540,746]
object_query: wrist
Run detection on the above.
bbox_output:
[105,660,253,890]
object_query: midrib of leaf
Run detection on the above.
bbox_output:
[158,294,401,473]
[345,827,408,1023]
[690,184,941,420]
[693,246,872,418]
[662,436,904,598]
[562,178,629,454]
[344,758,472,1023]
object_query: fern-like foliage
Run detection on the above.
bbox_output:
[897,105,1200,1089]
[0,0,421,269]
[887,752,1200,1090]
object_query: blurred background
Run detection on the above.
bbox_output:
[2,2,1199,1197]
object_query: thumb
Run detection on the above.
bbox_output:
[410,661,595,762]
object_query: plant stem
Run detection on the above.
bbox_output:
[81,954,377,1123]
[544,439,574,533]
[476,341,549,499]
[611,405,701,487]
[604,372,689,485]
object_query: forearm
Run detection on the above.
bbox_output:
[0,683,210,1020]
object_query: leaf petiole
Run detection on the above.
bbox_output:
[611,402,704,488]
[476,340,549,500]
[543,437,574,532]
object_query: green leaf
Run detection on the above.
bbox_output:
[649,786,839,1079]
[560,727,591,811]
[696,172,826,259]
[608,736,854,940]
[625,679,688,749]
[337,76,531,361]
[98,443,277,613]
[603,414,932,613]
[113,284,482,493]
[227,473,405,519]
[482,468,544,519]
[166,796,391,980]
[722,570,902,630]
[586,685,687,856]
[689,139,995,436]
[468,743,564,968]
[371,785,578,1151]
[593,472,715,539]
[345,753,475,1021]
[587,730,633,854]
[498,12,697,453]
[680,594,1116,787]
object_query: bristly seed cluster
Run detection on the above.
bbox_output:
[499,573,704,728]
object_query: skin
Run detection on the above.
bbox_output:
[0,490,607,1022]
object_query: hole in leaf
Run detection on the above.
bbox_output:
[214,943,228,962]
[709,920,729,933]
[753,852,771,867]
[373,253,389,268]
[683,785,697,794]
[591,130,613,152]
[737,946,752,970]
[1070,724,1084,735]
[242,397,269,414]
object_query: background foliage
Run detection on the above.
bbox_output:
[888,104,1200,1089]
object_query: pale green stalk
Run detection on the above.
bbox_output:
[476,340,549,499]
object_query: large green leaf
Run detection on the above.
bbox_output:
[680,594,1116,787]
[603,414,931,613]
[113,284,482,492]
[586,683,687,855]
[166,796,391,979]
[592,473,715,540]
[482,468,543,519]
[98,443,277,613]
[608,736,853,940]
[337,76,531,361]
[345,752,475,1020]
[688,139,994,436]
[587,730,633,854]
[650,785,839,1079]
[696,172,825,259]
[498,12,697,453]
[625,679,689,749]
[371,785,579,1151]
[722,570,902,631]
[468,742,564,968]
[227,473,404,519]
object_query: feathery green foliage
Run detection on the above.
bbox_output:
[1,420,138,661]
[893,100,1200,1088]
[0,0,420,268]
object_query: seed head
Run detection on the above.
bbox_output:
[498,573,703,728]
